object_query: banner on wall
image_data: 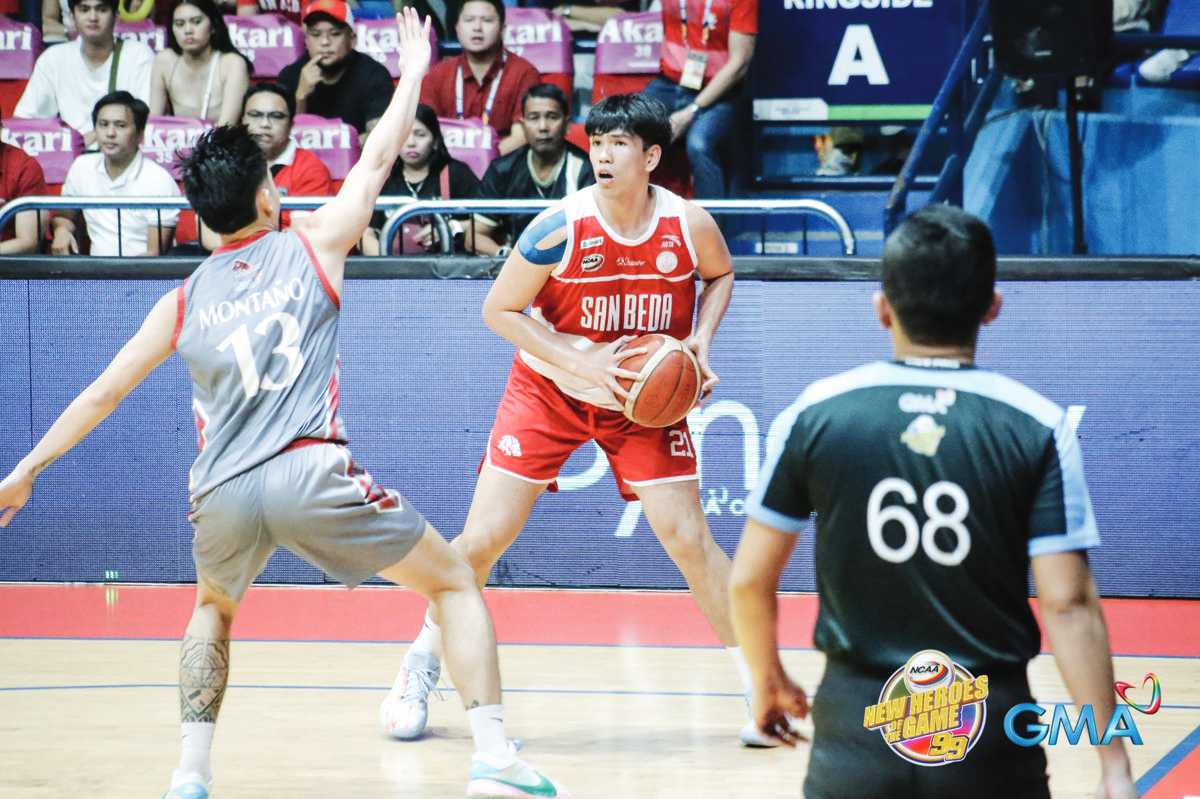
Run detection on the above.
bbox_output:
[0,279,1197,597]
[751,0,973,121]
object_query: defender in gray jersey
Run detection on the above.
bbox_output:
[0,10,564,799]
[729,206,1136,799]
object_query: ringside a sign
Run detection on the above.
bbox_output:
[751,0,973,122]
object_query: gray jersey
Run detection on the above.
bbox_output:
[174,230,346,503]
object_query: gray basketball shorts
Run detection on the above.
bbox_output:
[189,441,427,600]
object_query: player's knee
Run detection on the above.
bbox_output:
[456,521,516,569]
[655,520,709,562]
[194,580,238,628]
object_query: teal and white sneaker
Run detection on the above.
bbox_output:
[380,652,442,740]
[162,770,211,798]
[466,752,568,798]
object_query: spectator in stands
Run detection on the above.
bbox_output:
[0,115,49,255]
[642,0,756,197]
[814,126,862,177]
[360,103,500,256]
[419,0,540,155]
[278,0,395,137]
[15,0,155,146]
[176,82,334,251]
[236,0,301,24]
[149,0,251,126]
[471,84,593,255]
[548,0,639,34]
[51,92,180,256]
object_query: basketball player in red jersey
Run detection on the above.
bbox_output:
[383,93,785,747]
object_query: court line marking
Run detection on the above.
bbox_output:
[1136,723,1200,796]
[0,635,1197,660]
[1,683,1199,712]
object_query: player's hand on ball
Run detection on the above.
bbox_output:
[395,7,432,78]
[583,335,645,404]
[0,468,34,527]
[684,334,719,402]
[753,676,809,748]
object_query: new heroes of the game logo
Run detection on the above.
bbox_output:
[864,650,1161,766]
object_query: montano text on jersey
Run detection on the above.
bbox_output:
[521,185,699,410]
[174,229,346,503]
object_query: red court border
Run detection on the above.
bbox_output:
[0,585,1197,657]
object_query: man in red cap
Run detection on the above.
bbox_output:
[278,0,396,137]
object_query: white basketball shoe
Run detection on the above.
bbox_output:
[162,770,211,798]
[380,651,442,740]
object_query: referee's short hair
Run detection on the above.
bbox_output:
[882,204,997,347]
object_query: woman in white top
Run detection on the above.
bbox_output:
[149,0,250,125]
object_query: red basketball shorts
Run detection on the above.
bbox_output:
[482,358,698,501]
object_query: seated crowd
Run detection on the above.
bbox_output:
[1,0,757,255]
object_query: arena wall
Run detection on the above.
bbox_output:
[1,262,1197,596]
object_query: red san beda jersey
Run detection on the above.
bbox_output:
[519,184,699,412]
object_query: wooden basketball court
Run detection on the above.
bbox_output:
[1,585,1197,798]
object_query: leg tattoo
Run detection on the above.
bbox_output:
[179,636,230,723]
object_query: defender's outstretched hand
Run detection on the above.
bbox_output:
[0,468,33,527]
[395,7,432,79]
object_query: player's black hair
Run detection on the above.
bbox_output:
[521,83,569,117]
[243,82,297,121]
[178,126,269,234]
[881,204,997,348]
[452,0,505,29]
[68,0,115,14]
[584,93,670,152]
[91,91,149,132]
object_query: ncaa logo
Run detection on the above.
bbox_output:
[581,253,605,272]
[656,251,678,273]
[903,649,956,694]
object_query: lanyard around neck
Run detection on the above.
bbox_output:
[455,51,506,125]
[679,0,717,47]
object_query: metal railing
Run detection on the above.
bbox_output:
[884,0,1001,236]
[0,195,446,257]
[380,198,857,257]
[0,195,855,258]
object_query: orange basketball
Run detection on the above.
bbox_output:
[616,334,701,428]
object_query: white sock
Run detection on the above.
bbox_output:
[406,612,443,662]
[179,722,214,781]
[467,704,509,759]
[728,646,754,695]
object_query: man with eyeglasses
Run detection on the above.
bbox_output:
[278,0,394,138]
[175,83,333,251]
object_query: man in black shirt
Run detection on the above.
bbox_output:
[471,84,594,255]
[729,206,1136,799]
[278,0,395,137]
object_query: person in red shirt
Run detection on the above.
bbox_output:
[235,0,302,25]
[175,83,334,251]
[0,117,49,255]
[643,0,757,198]
[419,0,540,156]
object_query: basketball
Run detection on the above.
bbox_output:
[616,334,702,428]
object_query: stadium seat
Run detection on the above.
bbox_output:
[503,7,574,102]
[439,116,499,179]
[224,14,305,80]
[291,113,362,180]
[115,19,166,51]
[0,17,38,117]
[356,16,439,78]
[592,11,661,104]
[143,116,212,179]
[0,118,83,185]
